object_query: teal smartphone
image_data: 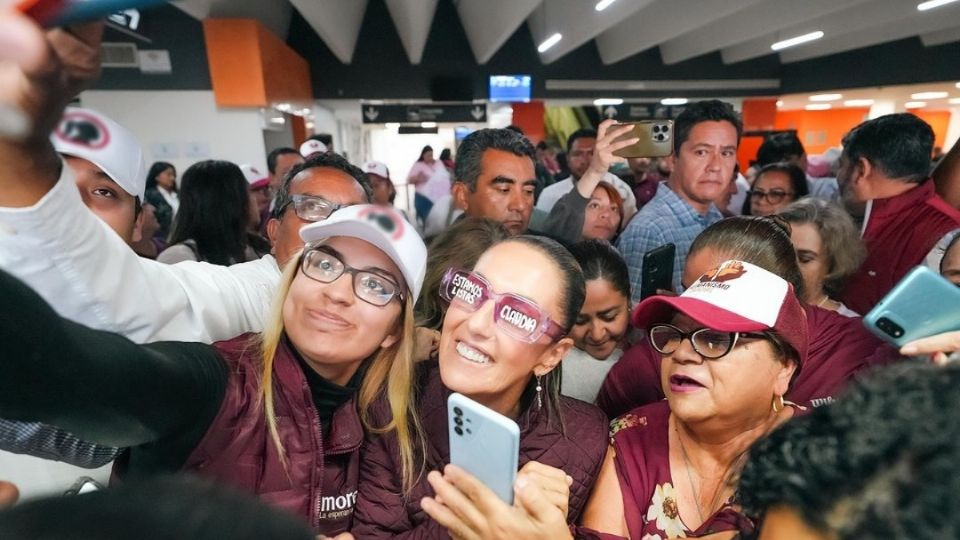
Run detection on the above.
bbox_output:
[863,266,960,348]
[448,392,520,504]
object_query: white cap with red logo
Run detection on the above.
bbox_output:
[51,107,146,199]
[299,139,327,158]
[239,163,270,190]
[299,204,427,301]
[362,161,390,179]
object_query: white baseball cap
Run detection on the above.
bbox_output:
[239,163,270,190]
[299,204,427,301]
[363,160,390,179]
[300,139,327,158]
[52,107,146,199]
[632,260,808,365]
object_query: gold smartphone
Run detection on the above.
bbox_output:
[612,120,674,158]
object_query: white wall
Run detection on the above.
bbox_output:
[79,90,268,178]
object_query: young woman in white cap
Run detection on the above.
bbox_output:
[0,204,425,538]
[415,260,808,540]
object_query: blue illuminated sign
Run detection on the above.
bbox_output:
[489,75,532,103]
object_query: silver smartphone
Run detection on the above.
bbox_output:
[448,392,520,504]
[863,266,960,348]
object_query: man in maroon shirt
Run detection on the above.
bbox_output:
[837,114,960,314]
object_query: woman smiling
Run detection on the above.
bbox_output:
[562,239,632,403]
[0,205,425,537]
[353,236,608,538]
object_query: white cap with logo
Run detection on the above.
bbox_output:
[51,107,146,199]
[362,160,390,179]
[300,139,327,158]
[299,204,427,301]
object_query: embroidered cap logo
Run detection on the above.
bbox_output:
[358,207,404,240]
[55,111,111,150]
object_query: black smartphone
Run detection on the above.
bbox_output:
[639,243,675,300]
[18,0,168,28]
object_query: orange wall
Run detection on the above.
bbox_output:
[742,99,778,132]
[511,102,547,144]
[204,19,313,107]
[774,108,870,156]
[913,110,952,150]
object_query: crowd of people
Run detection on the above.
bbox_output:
[2,10,960,540]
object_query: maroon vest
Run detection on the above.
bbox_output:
[182,334,364,535]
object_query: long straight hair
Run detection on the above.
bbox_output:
[167,160,250,265]
[258,249,424,487]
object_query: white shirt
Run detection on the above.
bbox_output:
[157,185,179,214]
[0,163,280,344]
[560,347,623,403]
[0,163,283,499]
[535,173,638,226]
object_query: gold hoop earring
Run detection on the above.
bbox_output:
[772,394,785,413]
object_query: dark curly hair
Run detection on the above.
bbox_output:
[738,361,960,539]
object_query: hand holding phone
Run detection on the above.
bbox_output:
[448,393,520,504]
[611,120,674,159]
[640,243,676,300]
[864,266,960,348]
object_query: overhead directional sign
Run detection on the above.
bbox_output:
[601,103,685,120]
[361,103,487,124]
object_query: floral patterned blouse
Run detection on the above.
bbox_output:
[603,401,754,539]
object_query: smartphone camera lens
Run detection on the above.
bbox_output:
[454,426,464,436]
[454,416,463,426]
[660,124,669,132]
[876,316,905,338]
[652,126,660,133]
[453,406,462,416]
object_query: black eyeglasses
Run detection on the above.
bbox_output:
[275,194,345,222]
[648,324,769,360]
[749,189,793,204]
[300,246,404,306]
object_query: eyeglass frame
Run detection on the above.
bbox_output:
[299,244,405,306]
[647,323,772,360]
[440,267,567,343]
[273,193,346,221]
[748,188,794,205]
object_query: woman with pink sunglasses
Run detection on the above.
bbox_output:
[352,235,608,538]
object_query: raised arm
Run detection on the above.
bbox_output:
[541,121,636,245]
[0,268,227,449]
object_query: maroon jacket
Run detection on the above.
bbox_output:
[352,361,608,538]
[841,180,960,314]
[182,334,363,535]
[597,305,899,419]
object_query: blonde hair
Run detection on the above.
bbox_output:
[258,248,425,489]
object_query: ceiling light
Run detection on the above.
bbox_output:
[421,122,437,128]
[948,98,960,104]
[809,93,842,101]
[917,0,960,11]
[844,99,875,107]
[537,33,562,53]
[905,101,927,109]
[593,98,623,106]
[595,0,617,11]
[911,91,949,100]
[385,122,400,130]
[776,100,784,107]
[661,98,689,105]
[771,31,824,51]
[275,103,292,112]
[805,104,831,110]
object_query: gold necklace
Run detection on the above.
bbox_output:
[673,418,746,525]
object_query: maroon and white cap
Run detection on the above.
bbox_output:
[632,260,808,365]
[363,160,390,179]
[299,139,327,158]
[239,163,270,190]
